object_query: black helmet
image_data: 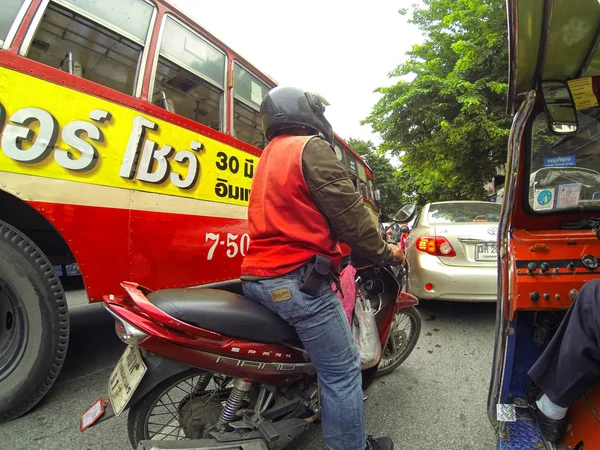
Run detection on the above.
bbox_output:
[260,86,334,144]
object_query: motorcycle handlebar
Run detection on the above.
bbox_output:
[353,257,402,271]
[388,257,401,267]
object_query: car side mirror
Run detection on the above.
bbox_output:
[541,81,578,135]
[393,203,416,224]
[399,225,410,233]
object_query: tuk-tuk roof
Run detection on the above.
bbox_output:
[507,0,600,115]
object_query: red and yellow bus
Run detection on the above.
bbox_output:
[0,0,378,422]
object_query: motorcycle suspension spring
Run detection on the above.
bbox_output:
[219,379,252,424]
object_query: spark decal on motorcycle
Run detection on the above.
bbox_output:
[214,354,315,373]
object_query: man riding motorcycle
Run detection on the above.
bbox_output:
[240,86,405,450]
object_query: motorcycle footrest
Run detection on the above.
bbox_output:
[257,420,280,443]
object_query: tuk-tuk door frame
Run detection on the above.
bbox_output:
[487,90,537,430]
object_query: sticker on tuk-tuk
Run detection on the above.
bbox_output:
[567,78,599,110]
[534,188,555,210]
[556,183,581,209]
[543,155,576,168]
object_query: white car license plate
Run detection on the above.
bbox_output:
[475,243,497,261]
[108,345,147,416]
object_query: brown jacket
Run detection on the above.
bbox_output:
[302,136,393,264]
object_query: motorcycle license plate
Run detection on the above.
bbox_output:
[80,397,106,432]
[108,345,147,416]
[475,243,497,261]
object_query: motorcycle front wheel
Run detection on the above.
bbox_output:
[376,306,421,377]
[127,369,233,448]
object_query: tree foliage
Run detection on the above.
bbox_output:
[364,0,512,203]
[347,138,405,220]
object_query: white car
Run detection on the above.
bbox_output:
[405,201,500,302]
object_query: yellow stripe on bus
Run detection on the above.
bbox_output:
[0,68,257,207]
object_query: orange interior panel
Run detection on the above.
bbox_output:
[509,229,600,320]
[565,384,600,449]
[587,383,600,413]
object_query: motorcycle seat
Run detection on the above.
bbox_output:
[146,288,299,344]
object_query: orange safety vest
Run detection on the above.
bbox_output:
[241,135,343,277]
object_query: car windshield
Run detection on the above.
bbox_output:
[427,203,501,224]
[529,109,600,212]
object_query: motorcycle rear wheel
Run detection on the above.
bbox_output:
[127,369,232,449]
[376,306,421,377]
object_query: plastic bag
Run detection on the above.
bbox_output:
[352,293,382,369]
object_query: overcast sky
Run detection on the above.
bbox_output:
[171,1,422,144]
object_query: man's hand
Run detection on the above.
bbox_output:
[389,244,406,264]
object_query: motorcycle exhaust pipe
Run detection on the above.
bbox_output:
[136,438,268,450]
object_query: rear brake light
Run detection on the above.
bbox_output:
[416,237,436,254]
[415,237,456,257]
[104,305,149,345]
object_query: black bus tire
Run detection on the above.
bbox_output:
[0,219,69,423]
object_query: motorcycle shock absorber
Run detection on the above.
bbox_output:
[216,378,252,429]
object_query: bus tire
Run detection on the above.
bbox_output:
[0,219,69,423]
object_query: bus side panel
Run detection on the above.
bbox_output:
[28,200,130,301]
[0,66,258,297]
[129,209,248,288]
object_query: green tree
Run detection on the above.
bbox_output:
[364,0,511,203]
[347,138,405,219]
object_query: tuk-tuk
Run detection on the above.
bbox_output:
[488,0,600,448]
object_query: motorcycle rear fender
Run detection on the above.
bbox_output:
[92,351,193,426]
[396,291,419,310]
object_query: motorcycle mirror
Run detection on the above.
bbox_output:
[393,204,416,224]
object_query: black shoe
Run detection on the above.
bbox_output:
[525,382,543,406]
[530,399,568,443]
[365,435,394,450]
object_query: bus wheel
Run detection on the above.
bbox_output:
[0,220,69,422]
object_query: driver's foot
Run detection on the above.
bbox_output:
[531,396,568,443]
[366,435,394,450]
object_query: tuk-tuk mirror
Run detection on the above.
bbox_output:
[393,204,416,223]
[541,81,578,135]
[374,189,381,201]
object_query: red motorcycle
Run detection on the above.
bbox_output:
[80,257,421,450]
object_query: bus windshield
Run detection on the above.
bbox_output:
[529,109,600,212]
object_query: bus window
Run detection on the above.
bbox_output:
[346,151,358,175]
[357,162,367,183]
[23,0,154,96]
[1,0,26,48]
[232,63,270,149]
[152,17,225,131]
[333,143,345,165]
[359,179,369,199]
[367,178,375,200]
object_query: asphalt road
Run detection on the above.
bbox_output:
[0,294,497,450]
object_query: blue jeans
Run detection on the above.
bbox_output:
[242,269,365,450]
